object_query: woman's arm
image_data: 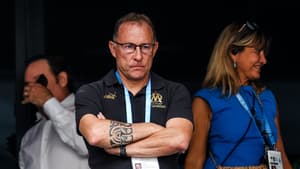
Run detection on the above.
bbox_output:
[185,97,212,169]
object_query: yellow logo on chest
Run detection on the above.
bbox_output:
[151,91,166,108]
[104,92,117,100]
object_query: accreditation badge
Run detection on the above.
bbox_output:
[267,150,283,169]
[131,157,160,169]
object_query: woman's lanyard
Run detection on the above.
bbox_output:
[253,92,276,149]
[236,92,276,149]
[115,71,151,123]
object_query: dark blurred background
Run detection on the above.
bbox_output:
[2,0,300,168]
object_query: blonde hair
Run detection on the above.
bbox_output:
[202,21,270,96]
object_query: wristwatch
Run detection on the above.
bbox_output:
[120,145,127,157]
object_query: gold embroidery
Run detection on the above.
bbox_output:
[104,92,117,100]
[151,91,166,108]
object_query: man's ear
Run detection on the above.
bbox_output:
[109,40,117,58]
[152,41,159,58]
[57,71,68,87]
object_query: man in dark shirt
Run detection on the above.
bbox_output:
[75,12,193,169]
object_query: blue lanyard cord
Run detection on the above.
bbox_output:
[236,93,254,120]
[252,91,276,149]
[115,71,152,123]
[236,92,276,149]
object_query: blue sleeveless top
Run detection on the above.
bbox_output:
[194,86,278,168]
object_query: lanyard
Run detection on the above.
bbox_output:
[236,93,253,120]
[115,71,151,123]
[236,92,275,149]
[252,91,276,149]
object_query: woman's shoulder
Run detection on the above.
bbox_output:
[193,88,225,105]
[194,87,221,97]
[260,87,276,104]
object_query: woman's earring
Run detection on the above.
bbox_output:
[233,62,237,68]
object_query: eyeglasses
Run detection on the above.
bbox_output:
[112,41,155,55]
[238,21,259,33]
[235,21,260,42]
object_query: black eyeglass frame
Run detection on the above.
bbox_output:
[112,40,156,54]
[238,21,259,33]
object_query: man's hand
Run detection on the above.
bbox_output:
[22,83,53,107]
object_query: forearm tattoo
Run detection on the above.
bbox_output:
[109,120,133,147]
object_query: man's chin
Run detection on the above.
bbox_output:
[129,73,146,81]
